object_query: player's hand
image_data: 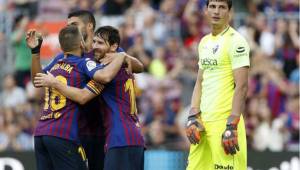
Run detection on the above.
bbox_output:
[185,107,205,144]
[222,115,240,155]
[99,52,126,65]
[125,55,132,74]
[26,29,43,54]
[99,53,115,65]
[34,72,57,88]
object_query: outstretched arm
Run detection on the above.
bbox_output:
[26,29,43,86]
[34,72,99,105]
[125,54,144,73]
[93,53,126,84]
[99,53,144,73]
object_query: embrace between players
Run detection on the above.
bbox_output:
[27,10,144,170]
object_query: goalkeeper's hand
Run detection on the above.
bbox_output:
[185,108,205,144]
[222,115,240,155]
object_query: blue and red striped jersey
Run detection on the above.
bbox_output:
[78,50,104,137]
[96,66,144,150]
[84,50,94,59]
[78,95,104,137]
[34,54,104,143]
[78,47,125,137]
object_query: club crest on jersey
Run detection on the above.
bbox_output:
[86,60,97,71]
[212,45,219,54]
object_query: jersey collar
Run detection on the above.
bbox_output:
[211,26,231,38]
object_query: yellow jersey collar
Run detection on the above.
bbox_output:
[211,26,231,38]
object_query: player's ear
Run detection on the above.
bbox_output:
[87,23,93,32]
[204,6,208,16]
[80,40,85,50]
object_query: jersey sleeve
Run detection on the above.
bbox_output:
[85,80,105,95]
[229,35,250,70]
[42,53,64,72]
[79,58,105,79]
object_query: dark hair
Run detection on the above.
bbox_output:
[68,10,96,30]
[95,26,120,47]
[58,25,82,52]
[206,0,232,10]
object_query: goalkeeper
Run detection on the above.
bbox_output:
[185,0,249,170]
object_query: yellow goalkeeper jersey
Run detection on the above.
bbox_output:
[198,26,250,121]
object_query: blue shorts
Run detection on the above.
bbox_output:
[80,135,105,170]
[34,136,88,170]
[104,146,144,170]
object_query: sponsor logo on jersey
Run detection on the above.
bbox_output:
[201,58,218,66]
[214,164,234,169]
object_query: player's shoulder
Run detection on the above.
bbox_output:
[227,27,247,43]
[200,34,211,43]
[78,57,96,69]
[48,53,64,64]
[54,52,65,60]
[198,34,211,48]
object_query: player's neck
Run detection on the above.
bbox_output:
[211,24,229,36]
[64,50,82,57]
[85,35,93,52]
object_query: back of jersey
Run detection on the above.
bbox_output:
[101,66,144,150]
[34,55,94,143]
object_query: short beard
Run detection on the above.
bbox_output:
[94,52,104,62]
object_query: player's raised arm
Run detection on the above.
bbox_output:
[26,29,43,86]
